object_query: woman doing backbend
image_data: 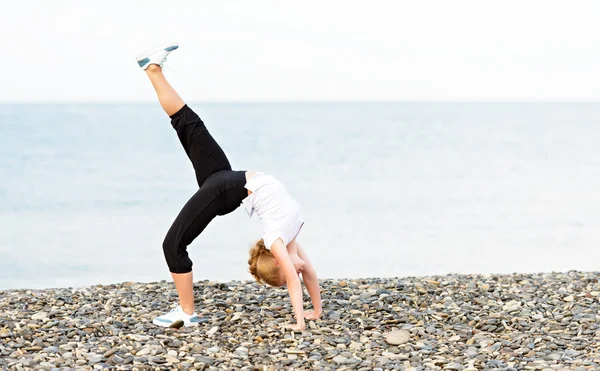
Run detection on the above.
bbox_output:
[136,41,322,331]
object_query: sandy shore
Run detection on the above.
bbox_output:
[1,271,600,370]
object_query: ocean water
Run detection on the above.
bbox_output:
[1,102,600,290]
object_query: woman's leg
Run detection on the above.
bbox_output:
[145,65,185,117]
[144,63,232,187]
[138,43,241,324]
[161,186,221,316]
[172,273,195,315]
[141,64,197,316]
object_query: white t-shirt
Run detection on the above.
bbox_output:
[242,172,304,249]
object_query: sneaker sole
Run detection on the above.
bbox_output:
[135,41,180,62]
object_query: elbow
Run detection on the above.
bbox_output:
[302,269,318,282]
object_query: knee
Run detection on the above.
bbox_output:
[162,232,192,274]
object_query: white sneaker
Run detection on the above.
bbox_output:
[152,305,200,328]
[136,41,179,70]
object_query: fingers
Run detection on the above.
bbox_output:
[282,323,306,331]
[303,311,321,320]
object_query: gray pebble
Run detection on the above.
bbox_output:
[385,329,410,345]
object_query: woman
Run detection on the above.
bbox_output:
[137,41,322,331]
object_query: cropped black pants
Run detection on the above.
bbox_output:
[163,105,247,273]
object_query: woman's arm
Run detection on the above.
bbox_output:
[295,241,322,318]
[270,239,306,330]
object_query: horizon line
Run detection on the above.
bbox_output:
[1,99,599,104]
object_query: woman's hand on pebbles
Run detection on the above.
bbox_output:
[282,322,306,331]
[303,310,321,320]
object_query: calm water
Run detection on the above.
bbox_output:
[1,102,600,290]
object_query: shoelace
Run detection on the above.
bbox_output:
[166,306,182,314]
[161,56,173,72]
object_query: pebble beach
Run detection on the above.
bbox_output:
[2,271,600,371]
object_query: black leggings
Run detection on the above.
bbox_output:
[162,105,247,274]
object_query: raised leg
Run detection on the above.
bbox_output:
[145,65,185,117]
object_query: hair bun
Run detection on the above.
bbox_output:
[248,238,267,283]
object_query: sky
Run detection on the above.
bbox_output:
[1,0,599,102]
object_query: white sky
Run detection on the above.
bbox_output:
[1,0,599,102]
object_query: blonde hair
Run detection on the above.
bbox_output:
[248,239,281,287]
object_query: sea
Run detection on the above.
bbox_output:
[1,102,599,290]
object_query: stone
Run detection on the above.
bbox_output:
[207,326,219,336]
[333,355,348,364]
[136,348,151,356]
[32,311,48,320]
[385,329,410,345]
[207,346,220,354]
[445,362,464,370]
